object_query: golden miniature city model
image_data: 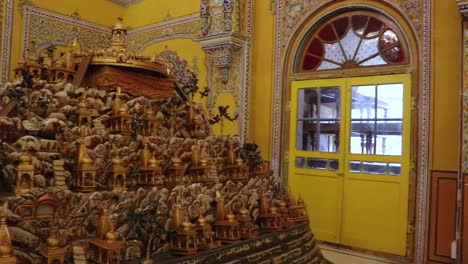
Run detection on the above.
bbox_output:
[0,20,326,264]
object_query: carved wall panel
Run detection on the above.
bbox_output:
[21,5,111,57]
[0,0,13,82]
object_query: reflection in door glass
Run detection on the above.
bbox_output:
[349,83,403,156]
[362,162,387,174]
[296,87,340,152]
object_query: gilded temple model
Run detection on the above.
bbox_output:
[0,20,325,264]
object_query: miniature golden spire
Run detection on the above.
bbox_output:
[191,146,200,167]
[112,87,122,115]
[77,140,93,166]
[96,201,113,240]
[0,202,14,258]
[215,191,226,221]
[140,139,150,168]
[171,205,183,229]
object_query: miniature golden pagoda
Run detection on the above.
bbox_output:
[166,156,190,189]
[76,94,92,127]
[0,202,17,264]
[14,41,43,81]
[214,192,241,243]
[109,154,127,191]
[142,108,157,136]
[73,140,96,192]
[48,55,75,83]
[138,141,163,188]
[110,88,132,135]
[169,207,198,255]
[40,226,65,264]
[278,200,294,228]
[89,202,122,263]
[258,198,282,231]
[15,150,35,195]
[288,193,308,223]
[193,215,220,250]
[109,18,127,52]
[189,146,215,186]
[236,207,258,239]
[223,144,248,183]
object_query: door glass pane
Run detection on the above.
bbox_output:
[350,121,375,154]
[297,87,340,152]
[376,84,403,118]
[375,121,402,155]
[351,85,376,119]
[362,162,387,174]
[350,83,403,156]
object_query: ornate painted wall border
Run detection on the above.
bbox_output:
[271,0,430,262]
[1,0,13,82]
[21,5,111,57]
[126,13,200,53]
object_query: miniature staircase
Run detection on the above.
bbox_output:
[0,101,16,116]
[72,56,91,87]
[72,246,88,264]
[53,159,68,190]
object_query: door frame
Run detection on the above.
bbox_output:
[276,1,423,259]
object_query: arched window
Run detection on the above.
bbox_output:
[296,11,407,72]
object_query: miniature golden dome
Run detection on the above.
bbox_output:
[105,230,118,242]
[118,106,127,114]
[182,221,191,231]
[149,157,157,167]
[19,152,32,164]
[46,235,59,248]
[239,208,249,216]
[226,212,235,222]
[200,158,208,167]
[0,245,12,257]
[269,206,278,214]
[197,216,206,225]
[112,157,122,165]
[172,157,182,166]
[236,157,243,165]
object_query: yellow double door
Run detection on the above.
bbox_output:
[288,74,410,255]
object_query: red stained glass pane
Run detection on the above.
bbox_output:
[303,55,321,71]
[351,15,368,36]
[303,38,323,70]
[382,45,405,63]
[364,17,383,38]
[333,17,349,39]
[306,38,324,57]
[319,24,337,42]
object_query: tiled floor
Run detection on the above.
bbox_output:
[320,244,401,264]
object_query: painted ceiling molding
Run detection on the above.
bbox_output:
[1,0,13,82]
[107,0,143,7]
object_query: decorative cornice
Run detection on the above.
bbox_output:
[126,13,199,53]
[108,0,143,7]
[1,0,13,82]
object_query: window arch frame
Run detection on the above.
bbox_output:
[293,9,412,76]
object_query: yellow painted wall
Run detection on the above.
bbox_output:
[430,1,461,171]
[249,0,275,159]
[123,0,199,28]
